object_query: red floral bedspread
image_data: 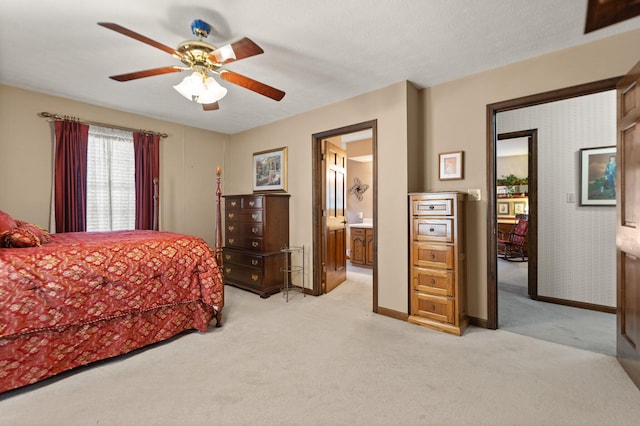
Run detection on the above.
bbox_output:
[0,230,223,392]
[0,230,223,339]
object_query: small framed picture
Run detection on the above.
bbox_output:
[253,147,288,192]
[439,151,464,180]
[497,202,510,216]
[579,146,616,206]
[513,201,527,215]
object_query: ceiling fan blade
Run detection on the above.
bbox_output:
[98,22,183,59]
[202,102,220,111]
[219,70,285,101]
[109,66,183,82]
[227,37,264,63]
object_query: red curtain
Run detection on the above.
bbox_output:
[54,120,89,233]
[133,132,160,230]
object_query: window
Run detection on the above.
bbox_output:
[86,125,135,231]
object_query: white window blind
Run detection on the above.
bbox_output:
[86,125,135,231]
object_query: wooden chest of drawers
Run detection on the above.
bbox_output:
[408,193,467,335]
[222,194,290,298]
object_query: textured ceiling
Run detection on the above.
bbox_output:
[1,0,639,135]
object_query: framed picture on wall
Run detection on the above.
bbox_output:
[439,151,464,180]
[513,201,527,215]
[253,147,288,192]
[579,145,616,206]
[497,202,510,216]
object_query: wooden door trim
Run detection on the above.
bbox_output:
[497,130,538,301]
[312,120,378,310]
[486,77,620,330]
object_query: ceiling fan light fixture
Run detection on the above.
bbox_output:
[173,72,227,104]
[197,76,227,104]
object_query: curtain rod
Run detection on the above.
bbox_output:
[38,112,168,139]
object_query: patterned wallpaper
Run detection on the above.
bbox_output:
[497,90,616,307]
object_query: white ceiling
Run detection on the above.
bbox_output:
[1,1,639,135]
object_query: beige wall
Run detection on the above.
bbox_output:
[424,28,640,319]
[0,85,226,247]
[346,159,373,224]
[226,81,416,312]
[497,155,528,180]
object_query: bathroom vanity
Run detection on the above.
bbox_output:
[349,220,373,268]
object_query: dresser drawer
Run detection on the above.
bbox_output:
[412,243,453,269]
[241,196,263,209]
[413,219,453,243]
[226,196,264,210]
[226,209,263,223]
[223,263,264,285]
[412,266,454,297]
[223,249,263,269]
[225,223,262,240]
[226,235,263,250]
[411,292,454,324]
[412,198,452,216]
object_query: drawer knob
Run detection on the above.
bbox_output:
[429,205,435,210]
[251,274,259,281]
[228,225,235,232]
[225,267,231,274]
[228,238,235,244]
[228,212,235,219]
[231,201,237,207]
[249,201,255,207]
[430,279,436,284]
[430,253,435,260]
[252,227,258,234]
[225,254,231,260]
[252,213,259,220]
[252,241,259,248]
[251,259,259,266]
[429,228,435,232]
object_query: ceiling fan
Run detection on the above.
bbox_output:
[98,20,285,111]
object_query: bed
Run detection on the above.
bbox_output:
[0,178,224,393]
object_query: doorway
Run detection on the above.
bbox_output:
[311,120,378,312]
[496,130,538,300]
[487,78,619,355]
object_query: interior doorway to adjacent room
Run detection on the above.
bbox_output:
[311,120,378,312]
[488,81,618,356]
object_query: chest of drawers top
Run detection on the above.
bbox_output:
[223,193,290,253]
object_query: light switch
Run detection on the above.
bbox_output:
[566,192,576,203]
[467,189,481,201]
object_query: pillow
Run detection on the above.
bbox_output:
[2,226,42,248]
[0,210,17,234]
[19,223,51,244]
[0,220,51,248]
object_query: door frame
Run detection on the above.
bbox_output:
[312,120,378,309]
[497,130,538,300]
[486,77,620,329]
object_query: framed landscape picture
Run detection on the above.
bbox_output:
[579,146,616,206]
[253,147,288,192]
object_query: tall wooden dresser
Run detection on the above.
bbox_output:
[222,193,290,298]
[408,192,467,336]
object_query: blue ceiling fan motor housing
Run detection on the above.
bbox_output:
[191,19,211,38]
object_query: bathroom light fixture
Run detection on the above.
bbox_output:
[173,71,227,104]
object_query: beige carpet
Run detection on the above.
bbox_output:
[1,265,639,425]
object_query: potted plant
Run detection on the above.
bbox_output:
[497,174,527,196]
